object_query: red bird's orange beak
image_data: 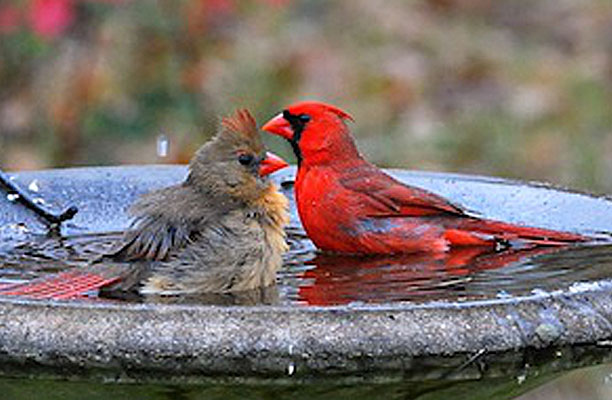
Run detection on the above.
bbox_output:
[259,151,289,176]
[261,113,294,140]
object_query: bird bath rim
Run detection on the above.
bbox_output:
[0,276,610,379]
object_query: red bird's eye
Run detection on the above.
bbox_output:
[281,110,310,125]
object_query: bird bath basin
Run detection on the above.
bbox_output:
[0,165,611,398]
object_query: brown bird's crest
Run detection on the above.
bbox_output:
[219,109,262,150]
[188,108,266,181]
[221,109,258,138]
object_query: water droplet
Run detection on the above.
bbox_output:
[14,223,29,233]
[287,362,295,376]
[0,223,30,238]
[496,290,512,299]
[157,134,169,157]
[28,179,39,192]
[569,281,602,293]
[7,193,19,202]
[530,288,549,296]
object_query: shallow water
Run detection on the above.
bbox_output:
[1,165,612,305]
[0,229,611,306]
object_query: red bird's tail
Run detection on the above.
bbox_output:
[443,217,589,248]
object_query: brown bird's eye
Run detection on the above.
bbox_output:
[238,153,255,166]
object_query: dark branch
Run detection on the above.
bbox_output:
[0,168,78,233]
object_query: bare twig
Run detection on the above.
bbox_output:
[0,168,78,234]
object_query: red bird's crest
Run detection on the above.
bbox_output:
[286,101,355,122]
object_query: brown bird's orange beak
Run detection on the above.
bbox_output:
[259,151,289,176]
[261,113,293,140]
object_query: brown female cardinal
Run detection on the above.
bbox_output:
[262,101,589,255]
[0,109,290,299]
[107,109,290,295]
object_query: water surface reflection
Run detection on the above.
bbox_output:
[0,232,610,307]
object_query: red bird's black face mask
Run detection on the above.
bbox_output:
[283,110,311,165]
[262,102,354,166]
[261,110,310,165]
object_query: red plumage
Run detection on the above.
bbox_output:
[262,101,589,255]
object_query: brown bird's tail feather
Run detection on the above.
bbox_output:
[0,265,123,300]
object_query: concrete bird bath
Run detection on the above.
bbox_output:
[0,165,611,397]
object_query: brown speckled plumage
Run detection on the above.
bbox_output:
[104,109,289,295]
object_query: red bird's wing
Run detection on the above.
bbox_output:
[338,164,465,218]
[337,164,586,247]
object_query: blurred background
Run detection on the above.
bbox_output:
[1,0,612,194]
[1,2,612,399]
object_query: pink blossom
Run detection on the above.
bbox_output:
[0,4,21,34]
[260,0,291,7]
[28,0,75,39]
[206,0,235,15]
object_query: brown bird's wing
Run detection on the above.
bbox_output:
[106,185,201,262]
[338,163,466,217]
[109,215,196,261]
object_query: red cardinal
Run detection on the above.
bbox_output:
[262,101,589,255]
